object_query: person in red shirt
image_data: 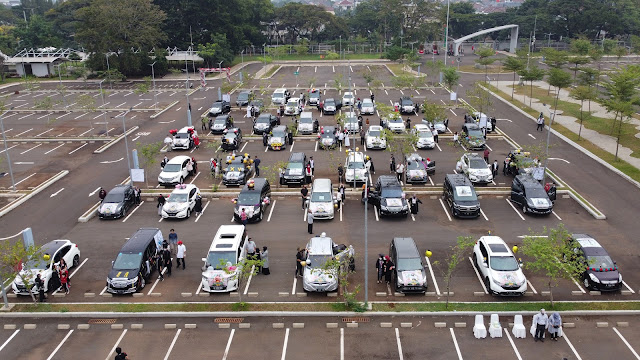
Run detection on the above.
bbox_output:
[60,268,69,294]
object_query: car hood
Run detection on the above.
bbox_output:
[321,137,335,145]
[163,201,189,212]
[469,168,492,176]
[159,171,181,179]
[99,202,123,214]
[310,202,333,214]
[346,168,367,179]
[108,268,140,281]
[235,205,258,216]
[298,123,312,130]
[285,167,304,177]
[491,270,526,286]
[304,268,337,285]
[224,171,243,179]
[398,269,426,286]
[382,197,406,207]
[407,169,427,177]
[173,138,189,144]
[254,122,269,129]
[269,137,284,145]
[14,269,47,285]
[388,122,404,130]
[527,197,551,208]
[202,266,238,284]
[588,268,620,282]
[367,136,385,144]
[324,105,336,110]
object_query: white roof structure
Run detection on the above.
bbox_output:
[6,48,83,65]
[165,47,204,62]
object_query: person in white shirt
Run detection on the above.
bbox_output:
[431,127,439,143]
[164,135,173,151]
[245,238,257,259]
[533,308,549,342]
[176,241,186,269]
[453,131,459,145]
[396,163,404,182]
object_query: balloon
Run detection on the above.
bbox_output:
[425,250,432,258]
[512,245,518,254]
[300,261,307,267]
[43,254,50,261]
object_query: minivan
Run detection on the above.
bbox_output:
[390,237,427,293]
[201,225,247,293]
[281,152,307,186]
[443,174,481,218]
[107,228,162,294]
[307,178,337,220]
[233,178,271,222]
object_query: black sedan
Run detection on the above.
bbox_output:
[98,184,136,219]
[573,234,623,292]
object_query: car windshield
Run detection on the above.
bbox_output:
[469,158,487,169]
[300,117,312,124]
[362,100,373,106]
[287,100,297,107]
[311,192,332,202]
[368,130,381,137]
[113,252,142,270]
[214,119,226,125]
[167,193,188,203]
[175,133,189,139]
[308,254,331,269]
[490,256,520,271]
[273,93,283,99]
[272,129,285,137]
[346,117,358,124]
[527,188,548,198]
[389,118,403,124]
[325,100,335,107]
[104,192,124,203]
[418,131,433,139]
[310,92,320,98]
[453,186,477,201]
[206,251,237,269]
[238,192,260,205]
[397,257,422,271]
[348,161,364,169]
[381,187,403,198]
[406,162,424,170]
[467,129,483,137]
[226,164,243,172]
[344,94,353,99]
[237,93,249,101]
[212,103,222,108]
[288,163,303,170]
[401,99,412,106]
[163,164,181,173]
[256,116,270,124]
[587,255,615,269]
[25,257,48,270]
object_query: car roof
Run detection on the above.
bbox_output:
[378,175,401,187]
[169,184,198,195]
[289,152,306,162]
[464,153,482,159]
[312,178,332,189]
[325,98,335,102]
[323,125,335,131]
[307,235,334,255]
[108,185,130,194]
[393,237,420,258]
[288,97,300,101]
[216,115,230,120]
[478,236,512,255]
[369,125,383,131]
[345,111,357,117]
[463,123,480,130]
[210,225,246,251]
[41,240,72,255]
[167,155,191,164]
[400,96,412,101]
[446,173,472,186]
[515,175,542,188]
[343,92,353,95]
[177,126,194,133]
[274,88,287,93]
[121,228,159,253]
[241,178,268,192]
[362,98,373,103]
[300,111,312,117]
[239,90,251,94]
[406,153,423,162]
[574,235,602,249]
[414,124,430,131]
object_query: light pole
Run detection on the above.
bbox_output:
[263,43,267,69]
[105,53,112,89]
[443,0,451,67]
[99,79,109,136]
[53,63,67,107]
[542,103,555,184]
[339,35,342,59]
[114,108,133,185]
[241,50,245,65]
[185,53,192,127]
[0,108,16,191]
[149,62,158,110]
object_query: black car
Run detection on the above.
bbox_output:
[249,99,264,115]
[253,113,279,134]
[281,152,308,186]
[210,114,234,135]
[443,174,481,218]
[236,91,253,107]
[572,234,623,292]
[221,128,243,151]
[209,100,231,116]
[98,184,136,219]
[368,175,409,217]
[505,149,537,177]
[390,237,427,293]
[510,175,553,215]
[461,123,486,150]
[106,228,161,294]
[318,126,338,149]
[399,96,415,114]
[222,154,253,186]
[233,178,272,222]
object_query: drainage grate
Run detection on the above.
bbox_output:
[214,318,244,323]
[342,317,370,323]
[88,319,117,324]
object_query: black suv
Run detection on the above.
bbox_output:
[510,175,553,215]
[236,91,253,107]
[399,96,415,114]
[368,175,409,217]
[443,174,481,218]
[221,128,243,151]
[253,113,279,134]
[233,178,271,222]
[461,123,486,150]
[210,114,234,135]
[281,152,308,186]
[390,237,427,293]
[209,100,231,116]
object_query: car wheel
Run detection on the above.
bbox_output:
[522,205,527,214]
[186,209,191,218]
[583,278,590,290]
[472,253,478,269]
[484,277,491,294]
[73,255,80,268]
[121,206,127,218]
[137,276,146,291]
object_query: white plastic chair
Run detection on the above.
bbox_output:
[489,314,503,338]
[512,315,526,338]
[473,314,487,339]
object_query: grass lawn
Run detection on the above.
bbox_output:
[386,63,406,76]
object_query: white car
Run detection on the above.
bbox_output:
[342,92,355,107]
[162,184,200,219]
[365,125,386,150]
[158,155,192,186]
[271,88,289,105]
[171,126,194,150]
[343,111,360,133]
[360,98,375,115]
[298,111,315,134]
[385,116,405,133]
[284,97,302,115]
[413,124,435,149]
[458,153,493,185]
[12,240,81,294]
[473,236,527,296]
[201,225,246,293]
[344,151,367,185]
[302,233,355,292]
[307,178,337,219]
[473,112,494,132]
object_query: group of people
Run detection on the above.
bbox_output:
[375,254,395,284]
[34,258,71,302]
[152,235,187,280]
[244,238,270,275]
[532,309,563,342]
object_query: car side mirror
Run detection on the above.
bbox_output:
[305,200,310,206]
[201,258,207,262]
[111,260,114,266]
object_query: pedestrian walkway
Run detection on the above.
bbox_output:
[493,80,640,171]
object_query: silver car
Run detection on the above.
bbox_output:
[302,233,354,292]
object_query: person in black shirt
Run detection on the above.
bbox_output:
[296,248,305,277]
[35,274,45,302]
[300,185,308,210]
[115,347,129,360]
[162,246,172,276]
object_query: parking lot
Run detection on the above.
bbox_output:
[1,315,639,360]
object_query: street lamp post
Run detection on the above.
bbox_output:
[98,79,109,136]
[444,0,451,67]
[241,50,245,65]
[542,103,555,185]
[105,53,112,89]
[115,108,133,185]
[0,108,16,191]
[339,35,342,59]
[149,62,158,110]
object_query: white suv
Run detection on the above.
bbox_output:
[365,125,386,150]
[457,153,493,185]
[162,184,200,219]
[344,151,367,184]
[413,124,435,149]
[158,156,192,186]
[271,88,289,105]
[342,92,355,107]
[12,240,81,294]
[473,236,527,296]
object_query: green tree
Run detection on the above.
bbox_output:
[602,65,640,160]
[442,67,460,94]
[321,248,361,310]
[578,67,600,113]
[382,128,417,162]
[0,239,43,304]
[547,68,573,145]
[614,46,627,64]
[422,101,446,124]
[262,160,288,188]
[333,73,344,94]
[520,224,588,307]
[502,57,525,99]
[434,236,475,309]
[571,39,592,55]
[34,96,57,124]
[134,77,152,95]
[137,141,163,189]
[568,56,590,80]
[569,85,597,140]
[12,15,63,49]
[197,33,234,67]
[465,82,493,117]
[518,65,545,107]
[474,47,496,83]
[542,48,569,94]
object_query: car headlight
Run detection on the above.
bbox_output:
[493,278,502,286]
[469,174,478,180]
[106,277,112,284]
[380,205,388,211]
[589,273,600,283]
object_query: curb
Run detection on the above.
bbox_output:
[77,201,101,223]
[150,101,179,120]
[93,126,139,154]
[0,170,69,218]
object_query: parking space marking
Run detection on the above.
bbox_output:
[36,128,53,137]
[339,201,343,222]
[69,143,88,154]
[195,200,210,222]
[435,143,442,151]
[267,199,277,222]
[315,141,318,152]
[163,329,182,360]
[374,205,379,221]
[385,89,389,95]
[14,173,36,186]
[17,113,32,120]
[147,266,168,295]
[240,142,248,152]
[0,128,12,136]
[122,201,144,222]
[563,332,583,360]
[56,128,75,137]
[622,280,635,293]
[571,278,587,293]
[105,329,128,360]
[469,257,489,294]
[505,199,526,220]
[74,112,87,120]
[46,329,74,360]
[56,112,70,120]
[243,265,255,295]
[264,146,269,152]
[526,280,537,294]
[189,171,200,184]
[99,286,107,296]
[93,113,103,119]
[0,329,19,353]
[291,277,297,295]
[450,109,457,116]
[528,133,536,140]
[504,329,522,360]
[20,143,42,154]
[428,177,434,186]
[395,328,404,360]
[485,144,492,151]
[552,210,562,220]
[479,208,489,221]
[449,328,463,360]
[438,198,452,222]
[425,255,440,295]
[221,329,236,360]
[613,327,640,359]
[44,143,65,154]
[290,141,295,152]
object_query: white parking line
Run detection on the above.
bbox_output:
[44,143,65,154]
[93,113,103,119]
[450,109,457,116]
[195,200,210,222]
[425,255,440,295]
[552,210,562,220]
[240,142,248,152]
[99,286,107,296]
[267,199,277,222]
[122,201,144,222]
[435,143,442,152]
[243,265,255,295]
[315,141,318,152]
[163,329,182,360]
[613,327,640,359]
[373,206,379,221]
[479,208,489,221]
[189,171,200,184]
[36,129,53,137]
[395,328,404,360]
[291,277,297,295]
[20,143,42,154]
[18,113,32,120]
[485,144,492,151]
[46,329,74,360]
[571,278,587,293]
[415,90,420,95]
[410,213,415,221]
[69,143,88,154]
[289,141,295,152]
[340,328,344,360]
[14,173,36,187]
[15,128,33,137]
[74,113,87,120]
[563,332,583,360]
[428,177,434,186]
[526,280,537,294]
[280,328,290,360]
[147,266,168,295]
[449,328,463,360]
[56,128,75,137]
[622,280,635,294]
[469,257,489,294]
[105,329,128,360]
[505,198,526,220]
[504,329,522,360]
[438,198,452,222]
[339,201,343,222]
[0,329,19,353]
[430,89,435,94]
[264,146,269,152]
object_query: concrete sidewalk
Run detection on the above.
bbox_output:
[493,80,640,171]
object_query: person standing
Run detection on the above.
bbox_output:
[410,194,422,215]
[133,186,141,205]
[296,248,304,277]
[254,156,261,177]
[168,229,178,254]
[337,130,344,147]
[548,312,562,341]
[99,187,107,202]
[344,131,351,147]
[309,157,315,175]
[396,162,404,182]
[261,246,270,275]
[432,126,439,143]
[338,165,344,184]
[35,274,45,302]
[115,347,129,360]
[406,117,411,130]
[536,113,544,131]
[307,209,314,234]
[176,241,186,269]
[194,194,203,216]
[201,117,207,131]
[240,208,248,226]
[263,131,268,146]
[533,309,549,342]
[503,156,510,176]
[383,256,394,284]
[483,148,490,163]
[162,244,172,277]
[305,163,312,184]
[338,184,345,205]
[245,237,257,260]
[60,267,69,294]
[370,93,375,102]
[155,250,164,281]
[360,128,365,146]
[453,131,459,146]
[157,194,166,216]
[492,160,499,178]
[164,134,173,151]
[390,155,396,173]
[375,254,385,284]
[301,185,308,210]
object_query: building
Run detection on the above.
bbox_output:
[6,48,86,78]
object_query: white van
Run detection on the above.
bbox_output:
[307,178,337,220]
[200,225,247,293]
[271,88,289,106]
